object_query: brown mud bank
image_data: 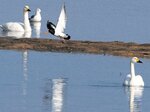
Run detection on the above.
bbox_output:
[0,37,150,58]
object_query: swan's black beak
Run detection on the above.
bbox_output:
[27,9,31,12]
[138,60,143,63]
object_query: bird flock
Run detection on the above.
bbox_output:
[0,4,70,40]
[0,4,145,87]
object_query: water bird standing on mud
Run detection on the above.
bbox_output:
[0,6,31,32]
[123,57,144,87]
[47,4,71,40]
[29,8,42,22]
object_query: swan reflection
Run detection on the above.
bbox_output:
[21,30,30,96]
[22,50,29,96]
[23,31,31,38]
[1,31,24,38]
[43,78,67,112]
[125,86,144,112]
[1,31,31,38]
[52,78,67,112]
[31,22,41,38]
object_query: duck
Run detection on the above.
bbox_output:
[47,4,71,40]
[123,57,144,87]
[0,5,31,32]
[29,8,41,22]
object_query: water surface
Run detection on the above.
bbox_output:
[0,50,150,112]
[0,0,150,112]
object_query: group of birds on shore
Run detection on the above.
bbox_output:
[0,4,70,40]
[0,5,145,87]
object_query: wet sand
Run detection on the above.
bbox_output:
[0,37,150,58]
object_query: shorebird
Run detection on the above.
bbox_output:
[47,4,71,40]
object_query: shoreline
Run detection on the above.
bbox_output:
[0,37,150,58]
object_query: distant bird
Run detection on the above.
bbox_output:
[0,5,31,32]
[47,4,71,40]
[123,57,144,87]
[29,8,42,22]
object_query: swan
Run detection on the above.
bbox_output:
[0,5,31,32]
[29,8,42,22]
[47,4,71,40]
[123,57,144,87]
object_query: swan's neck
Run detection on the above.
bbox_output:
[130,62,136,78]
[24,11,31,32]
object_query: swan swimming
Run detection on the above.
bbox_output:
[123,57,144,87]
[47,4,71,40]
[29,8,42,22]
[0,5,31,32]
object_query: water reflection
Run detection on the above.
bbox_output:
[125,86,144,112]
[31,22,41,38]
[0,31,31,38]
[21,30,30,96]
[43,78,67,112]
[1,31,24,38]
[24,31,31,38]
[22,50,29,96]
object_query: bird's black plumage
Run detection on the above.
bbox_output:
[46,20,71,40]
[47,20,56,35]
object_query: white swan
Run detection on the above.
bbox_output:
[29,8,41,22]
[0,5,31,32]
[47,4,71,40]
[123,57,144,87]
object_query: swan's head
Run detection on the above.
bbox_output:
[24,5,31,12]
[131,57,143,63]
[36,8,41,13]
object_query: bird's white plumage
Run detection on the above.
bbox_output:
[124,74,144,86]
[124,74,131,86]
[0,5,31,32]
[123,57,144,87]
[29,8,42,22]
[55,4,67,37]
[0,22,24,32]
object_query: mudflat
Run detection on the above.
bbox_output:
[0,37,150,58]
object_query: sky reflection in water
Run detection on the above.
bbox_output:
[0,0,150,112]
[0,51,149,111]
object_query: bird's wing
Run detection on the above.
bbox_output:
[18,22,24,27]
[55,4,67,35]
[0,22,24,31]
[135,75,143,81]
[47,21,56,30]
[123,74,131,86]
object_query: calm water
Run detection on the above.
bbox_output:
[0,50,150,112]
[0,0,150,112]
